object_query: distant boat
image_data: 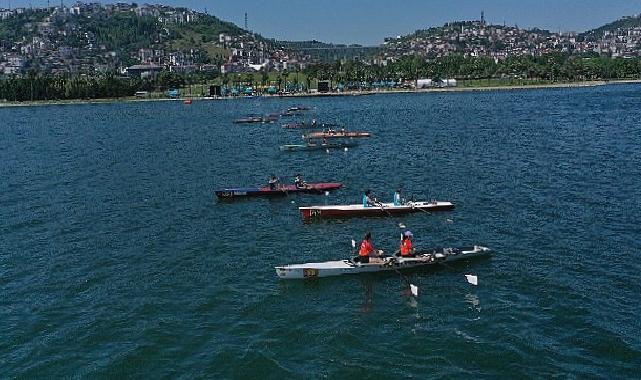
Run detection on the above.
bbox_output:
[234,115,264,124]
[183,99,192,104]
[303,131,370,139]
[215,182,343,199]
[288,106,311,112]
[280,142,358,152]
[282,122,338,129]
[234,113,279,124]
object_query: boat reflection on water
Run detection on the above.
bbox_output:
[465,293,481,315]
[359,278,374,314]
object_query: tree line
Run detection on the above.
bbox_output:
[2,53,641,101]
[0,72,188,102]
[304,53,641,83]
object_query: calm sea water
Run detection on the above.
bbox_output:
[2,85,641,378]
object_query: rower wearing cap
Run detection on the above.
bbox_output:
[400,231,415,257]
[357,232,383,263]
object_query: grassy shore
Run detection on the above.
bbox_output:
[1,79,638,108]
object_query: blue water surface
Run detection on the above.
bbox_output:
[1,85,641,378]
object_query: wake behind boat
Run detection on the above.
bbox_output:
[275,245,490,279]
[299,201,454,219]
[215,182,342,199]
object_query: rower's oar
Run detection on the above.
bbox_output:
[377,202,407,229]
[465,275,478,286]
[439,261,479,286]
[351,239,418,297]
[409,202,431,215]
[392,267,418,297]
[376,202,393,218]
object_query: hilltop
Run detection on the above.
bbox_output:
[581,13,641,40]
[1,3,641,78]
[379,14,641,62]
[0,3,373,77]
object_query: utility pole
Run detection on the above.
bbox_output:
[244,12,248,30]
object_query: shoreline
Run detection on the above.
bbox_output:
[1,80,638,108]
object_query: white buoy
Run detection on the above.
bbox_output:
[326,149,330,154]
[465,274,478,286]
[399,223,406,229]
[291,200,295,204]
[351,239,356,248]
[344,147,348,151]
[325,191,329,196]
[410,284,419,297]
[446,218,453,223]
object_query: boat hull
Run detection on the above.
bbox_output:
[299,201,455,219]
[280,142,358,152]
[303,131,370,139]
[282,123,340,130]
[215,182,342,199]
[275,246,490,279]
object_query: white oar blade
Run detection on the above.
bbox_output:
[465,274,478,286]
[410,284,418,297]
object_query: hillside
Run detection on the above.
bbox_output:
[380,14,641,60]
[0,3,301,75]
[581,14,641,40]
[2,3,641,78]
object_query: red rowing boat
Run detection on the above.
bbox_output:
[216,182,343,199]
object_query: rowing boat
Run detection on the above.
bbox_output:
[280,142,358,152]
[275,245,490,279]
[282,122,339,130]
[287,106,311,112]
[215,182,342,199]
[299,201,454,219]
[303,131,371,139]
[234,116,264,124]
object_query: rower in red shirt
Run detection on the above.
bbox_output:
[400,231,415,257]
[358,232,382,263]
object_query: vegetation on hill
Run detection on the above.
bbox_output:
[581,15,641,40]
[0,9,49,41]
